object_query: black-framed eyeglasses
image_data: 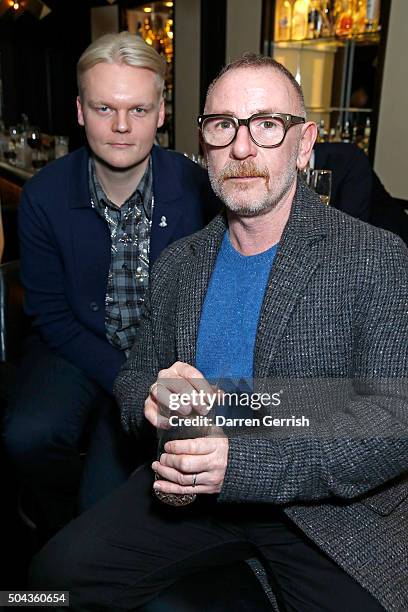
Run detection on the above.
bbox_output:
[197,112,305,148]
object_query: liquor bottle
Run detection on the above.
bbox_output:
[341,120,351,142]
[277,0,293,41]
[335,0,353,37]
[142,15,154,46]
[307,0,323,39]
[352,123,359,143]
[317,119,329,142]
[353,0,366,34]
[362,117,371,154]
[320,0,333,37]
[292,0,309,41]
[365,0,381,32]
[334,119,342,142]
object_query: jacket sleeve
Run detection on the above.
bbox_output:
[113,288,158,435]
[114,238,186,434]
[219,235,408,505]
[19,187,125,393]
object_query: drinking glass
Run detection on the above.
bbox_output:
[311,169,332,205]
[31,148,48,171]
[3,140,17,165]
[55,135,69,159]
[27,127,41,150]
[154,428,198,507]
[153,382,214,507]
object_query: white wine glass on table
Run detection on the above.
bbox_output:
[311,169,332,205]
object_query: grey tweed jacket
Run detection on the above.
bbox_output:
[114,179,408,612]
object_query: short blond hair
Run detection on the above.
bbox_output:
[77,31,166,98]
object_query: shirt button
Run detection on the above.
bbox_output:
[137,298,144,305]
[89,302,99,312]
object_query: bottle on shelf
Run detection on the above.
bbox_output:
[365,0,381,32]
[353,0,367,35]
[362,117,371,154]
[351,123,358,144]
[320,0,334,37]
[341,120,351,143]
[329,127,336,142]
[306,0,323,39]
[142,15,154,46]
[277,0,293,41]
[317,119,329,142]
[333,120,342,142]
[292,0,309,41]
[335,0,353,37]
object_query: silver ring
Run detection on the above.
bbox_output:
[192,473,197,487]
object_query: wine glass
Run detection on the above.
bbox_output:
[3,128,17,165]
[27,127,41,151]
[311,169,332,205]
[31,148,48,171]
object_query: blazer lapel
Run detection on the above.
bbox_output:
[175,215,227,366]
[68,148,111,297]
[149,146,183,265]
[254,237,322,378]
[254,180,327,377]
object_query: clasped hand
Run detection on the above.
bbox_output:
[144,361,228,495]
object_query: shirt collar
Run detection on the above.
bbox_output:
[89,156,154,219]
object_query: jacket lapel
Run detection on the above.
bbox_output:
[68,148,111,295]
[175,215,227,366]
[254,180,327,377]
[150,146,183,265]
[254,237,322,378]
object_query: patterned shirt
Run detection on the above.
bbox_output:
[89,157,153,355]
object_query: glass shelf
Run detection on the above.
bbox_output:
[273,31,381,50]
[306,107,373,113]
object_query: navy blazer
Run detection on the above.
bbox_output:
[19,146,221,392]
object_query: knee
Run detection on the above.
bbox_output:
[30,538,77,594]
[3,413,57,470]
[29,525,103,611]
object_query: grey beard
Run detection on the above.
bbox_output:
[208,163,298,218]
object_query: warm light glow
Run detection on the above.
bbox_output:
[13,2,19,9]
[168,19,173,25]
[164,2,174,6]
[168,31,173,39]
[8,0,14,6]
[143,6,152,12]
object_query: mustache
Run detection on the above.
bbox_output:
[219,160,270,181]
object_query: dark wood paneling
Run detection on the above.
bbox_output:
[200,0,226,112]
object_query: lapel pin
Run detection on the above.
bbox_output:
[159,216,167,228]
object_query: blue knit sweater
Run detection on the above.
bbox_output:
[196,231,278,383]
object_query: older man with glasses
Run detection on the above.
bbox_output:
[31,54,408,612]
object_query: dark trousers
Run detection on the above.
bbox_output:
[2,335,138,536]
[30,465,385,612]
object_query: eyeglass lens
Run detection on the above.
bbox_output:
[202,115,286,147]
